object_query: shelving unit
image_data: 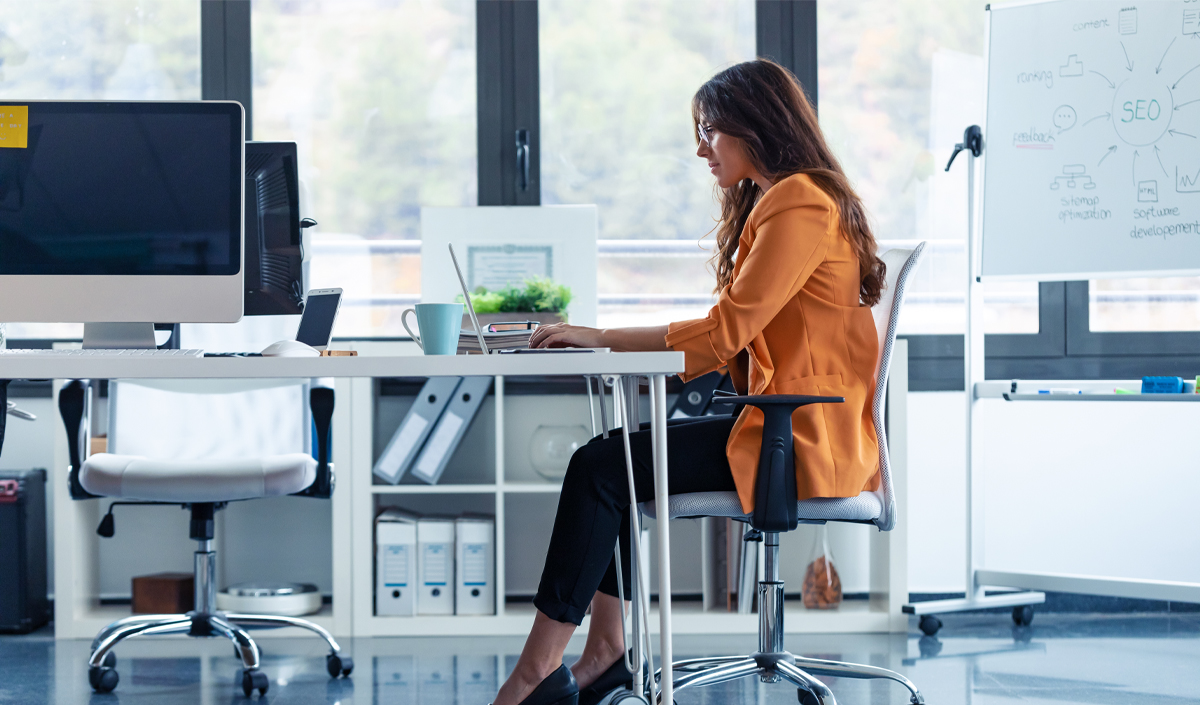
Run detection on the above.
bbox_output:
[50,341,910,640]
[347,341,912,638]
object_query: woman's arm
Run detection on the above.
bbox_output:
[529,323,669,352]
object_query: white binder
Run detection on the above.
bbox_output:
[409,376,492,484]
[373,377,463,484]
[417,517,456,615]
[455,515,495,615]
[375,509,418,616]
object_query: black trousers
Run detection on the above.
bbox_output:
[533,415,738,625]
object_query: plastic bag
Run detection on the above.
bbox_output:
[801,526,842,609]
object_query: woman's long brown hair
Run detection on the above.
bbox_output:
[693,59,885,305]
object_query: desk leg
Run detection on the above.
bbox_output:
[650,374,672,705]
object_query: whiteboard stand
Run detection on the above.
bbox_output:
[901,126,1046,632]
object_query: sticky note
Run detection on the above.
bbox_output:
[0,106,28,149]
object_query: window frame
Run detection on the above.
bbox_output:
[202,0,252,138]
[220,0,1200,381]
[13,0,1198,377]
[477,0,540,206]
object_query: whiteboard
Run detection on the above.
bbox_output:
[982,0,1200,279]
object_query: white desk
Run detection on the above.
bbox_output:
[0,351,682,381]
[1,351,685,703]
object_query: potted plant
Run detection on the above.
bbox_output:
[459,277,573,328]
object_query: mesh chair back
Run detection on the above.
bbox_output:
[109,379,308,461]
[867,243,925,531]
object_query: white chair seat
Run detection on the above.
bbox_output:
[80,452,317,502]
[640,490,882,523]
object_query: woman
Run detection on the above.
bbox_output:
[492,59,886,705]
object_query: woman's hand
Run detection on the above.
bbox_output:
[529,323,606,349]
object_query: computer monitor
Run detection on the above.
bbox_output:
[244,141,306,316]
[0,101,245,348]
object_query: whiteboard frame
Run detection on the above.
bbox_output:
[935,0,1200,618]
[978,0,1200,283]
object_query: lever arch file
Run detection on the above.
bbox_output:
[417,517,456,615]
[375,509,418,616]
[409,376,491,484]
[373,377,462,484]
[455,515,495,615]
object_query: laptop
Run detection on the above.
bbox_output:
[447,244,604,355]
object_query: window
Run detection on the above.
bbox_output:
[818,1,1039,336]
[252,0,475,338]
[1089,277,1200,332]
[539,0,755,328]
[0,0,200,340]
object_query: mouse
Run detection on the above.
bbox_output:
[261,340,321,358]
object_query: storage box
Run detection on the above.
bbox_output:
[132,573,194,614]
[417,517,455,615]
[376,509,418,616]
[455,516,495,615]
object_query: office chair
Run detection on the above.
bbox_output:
[58,379,352,698]
[640,243,926,705]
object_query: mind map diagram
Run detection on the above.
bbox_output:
[1019,5,1200,210]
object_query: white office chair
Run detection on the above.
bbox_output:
[640,243,926,705]
[57,379,351,699]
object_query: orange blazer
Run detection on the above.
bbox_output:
[665,174,880,512]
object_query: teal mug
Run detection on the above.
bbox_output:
[401,303,463,355]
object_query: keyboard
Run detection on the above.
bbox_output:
[0,348,204,358]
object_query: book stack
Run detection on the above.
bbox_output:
[457,329,535,354]
[453,321,540,354]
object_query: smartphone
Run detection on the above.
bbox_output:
[295,288,343,351]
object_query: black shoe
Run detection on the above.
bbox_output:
[578,653,636,705]
[494,664,579,705]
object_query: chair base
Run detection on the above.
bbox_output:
[85,610,353,697]
[665,651,924,705]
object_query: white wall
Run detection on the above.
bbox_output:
[907,391,1200,592]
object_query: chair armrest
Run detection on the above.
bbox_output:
[714,393,844,531]
[294,386,335,498]
[59,380,101,500]
[715,394,844,407]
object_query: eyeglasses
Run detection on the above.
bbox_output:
[697,123,715,146]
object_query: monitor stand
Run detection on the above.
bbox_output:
[83,323,157,349]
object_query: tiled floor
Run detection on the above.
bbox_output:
[2,612,1198,704]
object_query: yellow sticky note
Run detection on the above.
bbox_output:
[0,106,28,149]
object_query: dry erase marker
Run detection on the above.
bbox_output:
[1037,388,1081,394]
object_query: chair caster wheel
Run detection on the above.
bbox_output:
[919,614,943,636]
[241,668,269,697]
[326,653,353,678]
[89,666,119,693]
[1012,605,1034,627]
[94,651,116,669]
